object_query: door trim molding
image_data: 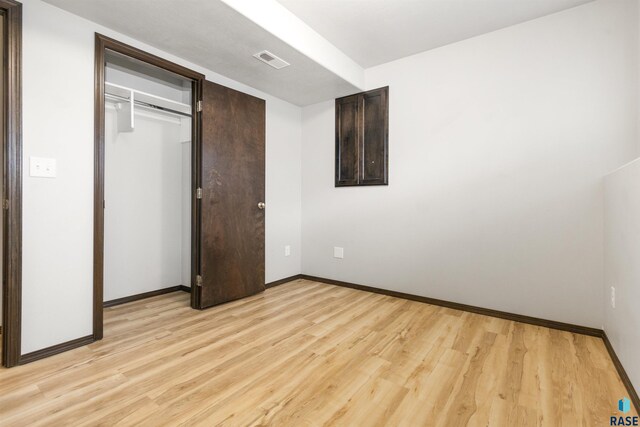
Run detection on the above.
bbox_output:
[1,0,23,368]
[271,274,603,335]
[103,286,188,308]
[94,34,204,341]
[602,332,640,413]
[265,274,303,289]
[19,335,94,365]
[298,274,603,335]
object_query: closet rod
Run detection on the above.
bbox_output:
[105,93,192,118]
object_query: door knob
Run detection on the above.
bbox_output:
[258,202,265,210]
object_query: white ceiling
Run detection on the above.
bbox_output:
[44,0,595,105]
[43,0,362,106]
[276,0,595,67]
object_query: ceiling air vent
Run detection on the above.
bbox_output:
[253,50,290,70]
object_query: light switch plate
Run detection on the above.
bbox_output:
[333,247,344,259]
[30,157,57,178]
[285,245,291,257]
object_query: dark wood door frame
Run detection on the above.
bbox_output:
[1,0,22,368]
[94,34,204,340]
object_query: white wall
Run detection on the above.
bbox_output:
[181,117,192,289]
[21,0,302,354]
[266,102,302,283]
[20,0,639,355]
[104,65,192,301]
[301,0,639,328]
[604,158,640,395]
[104,106,187,301]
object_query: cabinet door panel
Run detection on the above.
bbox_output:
[361,87,388,185]
[335,95,359,186]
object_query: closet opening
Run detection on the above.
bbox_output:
[103,51,193,306]
[94,34,204,340]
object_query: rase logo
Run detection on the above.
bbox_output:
[611,398,638,426]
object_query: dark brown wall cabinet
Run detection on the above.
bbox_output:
[335,86,388,187]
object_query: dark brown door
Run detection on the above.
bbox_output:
[197,80,265,308]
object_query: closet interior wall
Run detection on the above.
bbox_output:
[103,52,192,302]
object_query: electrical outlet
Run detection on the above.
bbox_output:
[611,286,616,309]
[284,245,291,257]
[333,247,344,259]
[30,157,57,178]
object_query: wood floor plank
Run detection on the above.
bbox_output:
[0,280,634,426]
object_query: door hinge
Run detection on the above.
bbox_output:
[2,199,8,210]
[195,275,203,287]
[196,100,202,112]
[196,188,203,199]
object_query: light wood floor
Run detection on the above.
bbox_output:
[0,279,634,426]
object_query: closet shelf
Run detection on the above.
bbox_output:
[105,82,192,116]
[105,82,192,132]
